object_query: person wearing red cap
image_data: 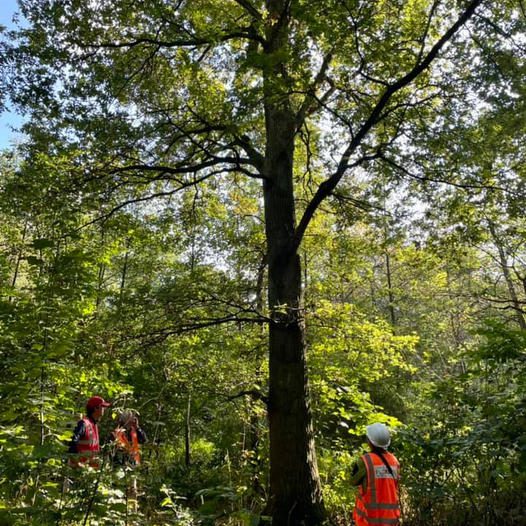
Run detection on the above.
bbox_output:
[68,396,111,468]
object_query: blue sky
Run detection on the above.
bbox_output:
[0,0,20,27]
[1,0,25,150]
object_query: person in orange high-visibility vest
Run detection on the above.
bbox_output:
[68,396,111,469]
[110,410,147,513]
[110,410,147,467]
[351,423,401,526]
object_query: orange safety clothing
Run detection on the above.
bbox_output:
[354,451,400,526]
[70,417,100,468]
[113,427,141,465]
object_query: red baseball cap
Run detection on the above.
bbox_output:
[86,396,111,410]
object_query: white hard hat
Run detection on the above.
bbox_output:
[366,423,391,449]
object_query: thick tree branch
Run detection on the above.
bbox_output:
[75,171,218,232]
[296,49,335,128]
[232,0,263,21]
[233,135,266,173]
[227,389,269,405]
[416,0,441,64]
[292,0,484,255]
[479,296,526,313]
[80,27,265,50]
[108,155,261,177]
[128,315,270,344]
[379,155,512,193]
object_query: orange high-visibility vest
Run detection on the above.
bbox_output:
[113,427,141,465]
[354,451,400,526]
[70,417,100,468]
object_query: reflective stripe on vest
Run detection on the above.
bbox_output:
[72,417,100,467]
[354,452,400,526]
[355,508,400,524]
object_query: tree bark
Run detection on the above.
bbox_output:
[263,138,325,525]
[385,251,396,327]
[262,3,325,523]
[185,393,191,467]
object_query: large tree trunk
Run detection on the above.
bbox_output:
[262,3,325,522]
[263,128,325,525]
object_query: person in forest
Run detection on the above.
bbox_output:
[109,410,147,512]
[109,410,147,467]
[67,395,111,469]
[351,423,401,526]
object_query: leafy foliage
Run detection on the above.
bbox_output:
[1,0,525,524]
